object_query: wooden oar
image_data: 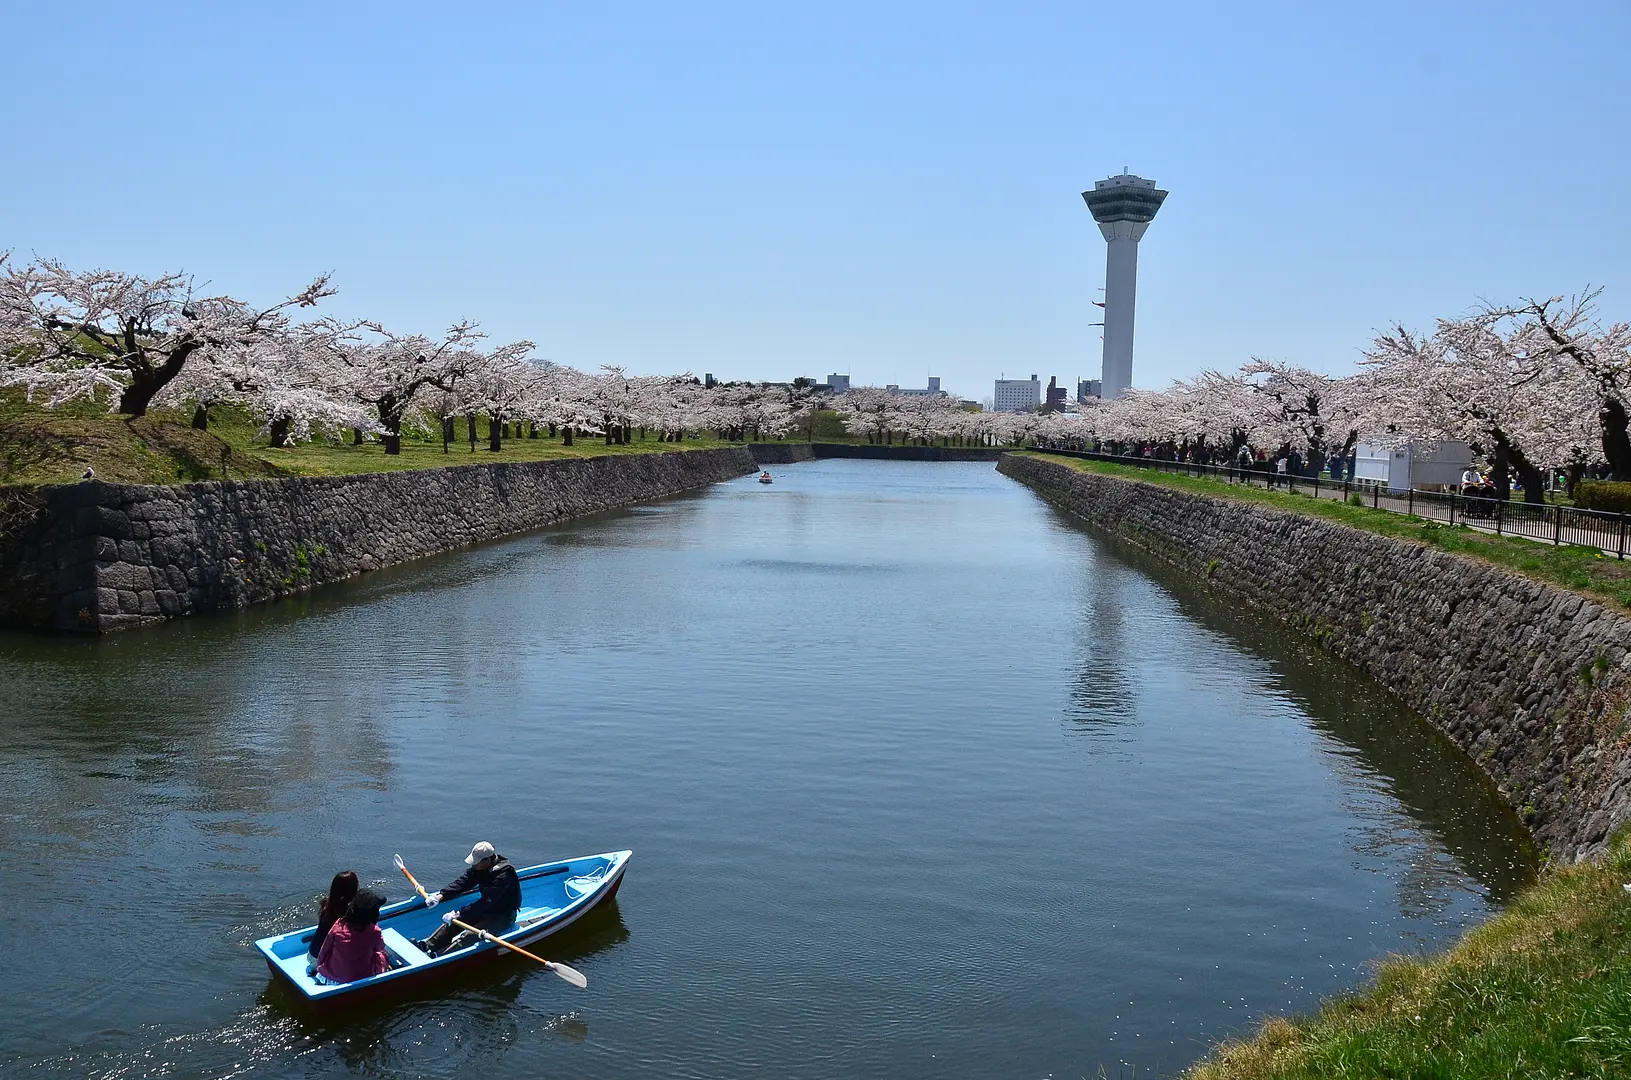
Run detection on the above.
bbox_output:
[449,917,588,987]
[393,853,432,902]
[392,853,587,988]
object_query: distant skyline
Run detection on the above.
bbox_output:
[3,2,1628,404]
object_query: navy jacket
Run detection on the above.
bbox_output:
[439,856,521,923]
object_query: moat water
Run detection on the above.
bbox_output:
[0,459,1534,1078]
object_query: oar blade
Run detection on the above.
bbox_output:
[548,961,588,988]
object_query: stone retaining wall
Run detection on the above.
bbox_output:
[999,452,1631,864]
[1,447,756,634]
[748,443,816,465]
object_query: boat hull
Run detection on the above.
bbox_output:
[256,849,630,1009]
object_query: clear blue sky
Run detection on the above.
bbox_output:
[3,2,1628,402]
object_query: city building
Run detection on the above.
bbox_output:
[826,373,851,392]
[885,377,945,397]
[994,375,1041,413]
[1077,378,1102,403]
[1082,172,1167,399]
[1043,377,1068,412]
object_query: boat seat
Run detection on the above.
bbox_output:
[381,927,434,968]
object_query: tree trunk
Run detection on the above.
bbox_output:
[1601,398,1631,481]
[466,414,477,451]
[191,405,209,431]
[1492,439,1511,502]
[443,417,453,454]
[529,421,538,439]
[1509,447,1547,505]
[378,398,405,455]
[488,416,502,452]
[269,416,293,448]
[352,427,364,446]
[563,427,574,446]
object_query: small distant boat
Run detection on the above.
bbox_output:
[758,472,774,484]
[255,849,630,1008]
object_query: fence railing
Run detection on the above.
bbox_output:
[1028,447,1631,560]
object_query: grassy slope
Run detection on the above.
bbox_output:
[0,392,737,486]
[1023,454,1631,615]
[1012,455,1631,1078]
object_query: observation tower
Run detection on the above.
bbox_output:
[1082,172,1167,399]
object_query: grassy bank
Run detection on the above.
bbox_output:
[0,393,737,486]
[1022,454,1631,615]
[1187,828,1631,1079]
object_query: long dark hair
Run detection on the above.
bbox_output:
[320,871,359,922]
[345,888,385,929]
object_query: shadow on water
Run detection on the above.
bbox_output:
[1068,519,1539,904]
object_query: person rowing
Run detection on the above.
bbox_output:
[414,841,521,957]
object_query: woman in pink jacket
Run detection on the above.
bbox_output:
[316,889,392,983]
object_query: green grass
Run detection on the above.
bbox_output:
[1024,454,1631,615]
[1186,827,1631,1079]
[0,391,739,486]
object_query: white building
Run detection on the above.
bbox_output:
[886,377,944,397]
[994,375,1041,413]
[826,373,851,392]
[1353,439,1474,493]
[1081,173,1167,400]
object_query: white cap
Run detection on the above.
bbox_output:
[465,841,496,865]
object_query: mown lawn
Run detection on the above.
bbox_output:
[0,392,739,486]
[1024,454,1631,616]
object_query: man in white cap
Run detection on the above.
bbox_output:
[415,841,522,957]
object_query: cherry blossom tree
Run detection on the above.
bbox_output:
[834,387,902,443]
[0,254,333,417]
[1496,292,1631,478]
[1239,360,1359,472]
[1359,312,1592,502]
[328,321,488,455]
[461,344,543,451]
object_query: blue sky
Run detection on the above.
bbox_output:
[3,2,1627,402]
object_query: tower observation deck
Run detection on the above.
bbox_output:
[1082,173,1167,399]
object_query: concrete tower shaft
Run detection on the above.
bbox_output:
[1081,173,1167,400]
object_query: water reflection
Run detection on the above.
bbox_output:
[1065,557,1142,736]
[1076,529,1536,909]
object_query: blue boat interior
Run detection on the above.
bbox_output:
[256,851,627,1000]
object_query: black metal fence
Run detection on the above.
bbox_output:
[1029,447,1631,559]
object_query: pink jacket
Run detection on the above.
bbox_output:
[316,919,391,983]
